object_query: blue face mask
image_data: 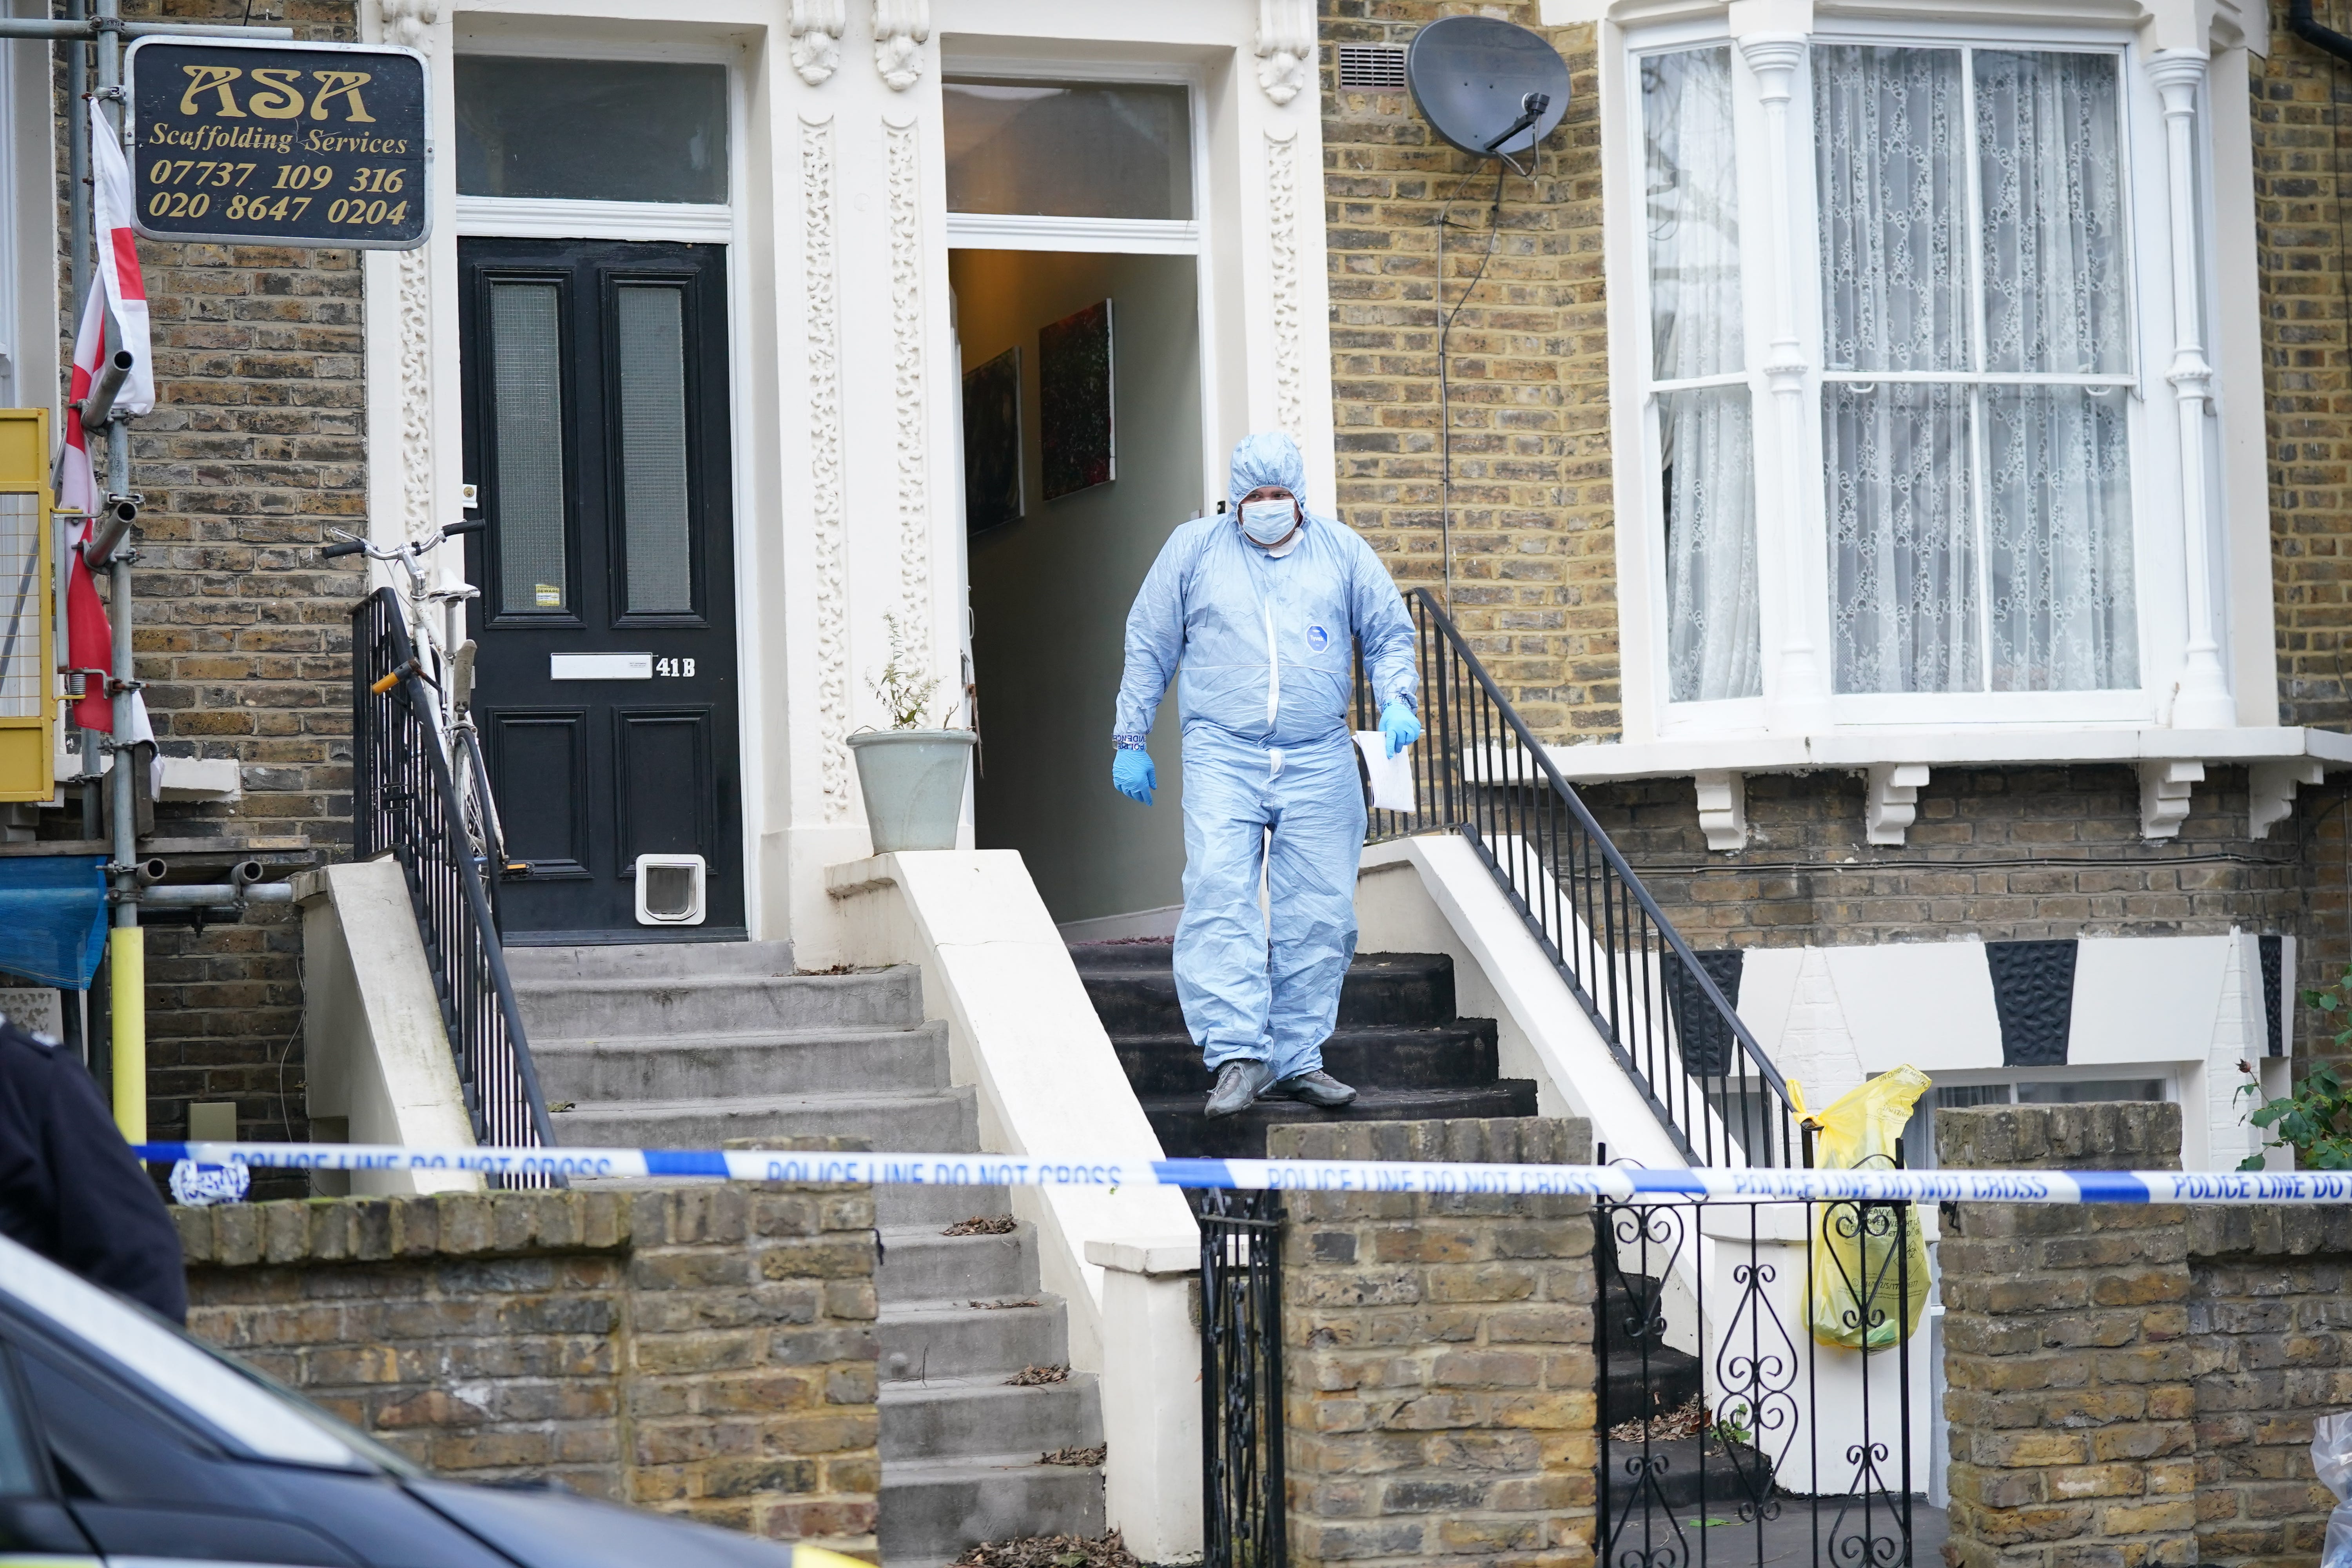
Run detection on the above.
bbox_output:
[1239,498,1298,546]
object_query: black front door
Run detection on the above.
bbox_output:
[458,238,744,942]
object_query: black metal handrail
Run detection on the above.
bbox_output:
[352,587,559,1182]
[1354,588,1802,1168]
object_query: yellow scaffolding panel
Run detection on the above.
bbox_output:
[0,407,53,804]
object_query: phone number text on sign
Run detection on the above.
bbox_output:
[126,38,429,250]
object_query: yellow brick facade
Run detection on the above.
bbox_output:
[1319,3,1620,741]
[2258,4,2352,731]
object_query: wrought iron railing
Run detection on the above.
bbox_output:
[1597,1189,1918,1568]
[1354,589,1802,1168]
[1197,1188,1286,1568]
[352,587,559,1183]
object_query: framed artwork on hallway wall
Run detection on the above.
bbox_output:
[1040,298,1114,501]
[962,345,1023,534]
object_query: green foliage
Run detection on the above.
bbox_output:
[869,612,943,731]
[2236,968,2352,1171]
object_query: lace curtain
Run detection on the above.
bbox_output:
[1645,47,1760,703]
[1815,45,2136,695]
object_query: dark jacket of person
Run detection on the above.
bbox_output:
[0,1016,186,1322]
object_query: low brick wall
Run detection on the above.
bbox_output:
[1936,1103,2197,1568]
[2185,1206,2352,1568]
[174,1184,879,1558]
[1270,1116,1597,1568]
[1938,1103,2352,1568]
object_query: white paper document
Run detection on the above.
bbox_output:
[1354,730,1417,814]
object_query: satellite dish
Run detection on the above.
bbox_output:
[1405,15,1571,161]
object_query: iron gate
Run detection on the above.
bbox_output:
[1198,1188,1285,1568]
[1598,1193,1922,1568]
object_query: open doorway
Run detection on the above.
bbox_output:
[953,248,1202,932]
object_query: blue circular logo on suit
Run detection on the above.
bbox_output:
[1305,624,1330,652]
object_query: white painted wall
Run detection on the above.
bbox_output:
[359,0,1334,959]
[294,860,483,1196]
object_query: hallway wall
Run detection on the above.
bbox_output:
[952,249,1203,926]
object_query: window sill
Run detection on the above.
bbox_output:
[1543,724,2352,848]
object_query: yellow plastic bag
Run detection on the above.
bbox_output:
[1800,1066,1932,1351]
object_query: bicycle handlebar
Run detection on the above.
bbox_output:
[322,518,484,561]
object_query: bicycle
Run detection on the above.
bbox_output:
[323,517,519,881]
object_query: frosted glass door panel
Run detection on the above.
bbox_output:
[491,281,568,616]
[943,80,1192,221]
[616,284,692,617]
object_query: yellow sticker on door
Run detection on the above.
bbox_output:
[535,583,561,608]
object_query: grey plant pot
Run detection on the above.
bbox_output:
[848,729,977,852]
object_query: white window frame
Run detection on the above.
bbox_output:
[1613,12,2231,742]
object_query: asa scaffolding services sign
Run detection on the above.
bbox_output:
[125,36,428,250]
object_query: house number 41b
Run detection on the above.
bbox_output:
[654,657,697,677]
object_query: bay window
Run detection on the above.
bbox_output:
[1627,21,2232,733]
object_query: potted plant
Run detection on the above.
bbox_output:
[847,613,977,853]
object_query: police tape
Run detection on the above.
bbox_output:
[129,1140,2352,1205]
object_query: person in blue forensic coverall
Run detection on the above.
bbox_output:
[1111,431,1421,1118]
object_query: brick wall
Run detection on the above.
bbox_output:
[2184,1205,2352,1568]
[56,0,375,1154]
[174,1183,880,1556]
[1936,1102,2200,1568]
[1579,767,2316,948]
[1937,1103,2352,1568]
[2258,0,2352,731]
[1319,3,1617,740]
[1270,1116,1597,1568]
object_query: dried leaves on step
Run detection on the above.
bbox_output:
[795,963,856,975]
[1608,1396,1707,1442]
[943,1215,1018,1236]
[1005,1363,1069,1387]
[1039,1444,1105,1467]
[971,1298,1040,1310]
[951,1529,1140,1568]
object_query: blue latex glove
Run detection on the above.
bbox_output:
[1379,700,1422,759]
[1112,748,1157,805]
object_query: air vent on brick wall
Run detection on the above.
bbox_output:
[1337,44,1408,90]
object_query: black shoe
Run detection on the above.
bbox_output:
[1205,1059,1277,1118]
[1274,1069,1358,1109]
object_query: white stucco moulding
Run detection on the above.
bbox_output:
[1864,763,1929,847]
[1537,0,2264,54]
[873,0,929,91]
[1550,726,2352,841]
[1736,31,1833,734]
[1693,769,1749,851]
[1255,0,1315,105]
[790,0,846,87]
[2249,758,2325,839]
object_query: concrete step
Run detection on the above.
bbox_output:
[503,940,797,981]
[550,1088,976,1151]
[1073,946,1459,1034]
[881,1299,1068,1382]
[878,1226,1039,1305]
[1114,1019,1502,1095]
[1145,1080,1541,1159]
[875,1183,1010,1230]
[880,1373,1103,1462]
[516,966,922,1041]
[878,1455,1106,1566]
[532,1021,951,1103]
